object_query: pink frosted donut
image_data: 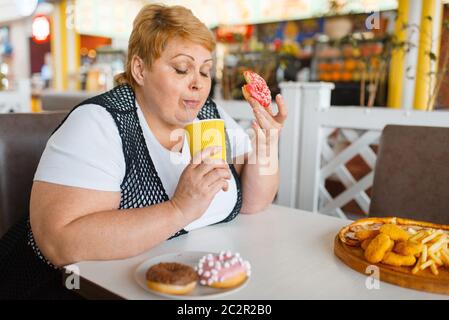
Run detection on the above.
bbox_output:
[196,251,251,289]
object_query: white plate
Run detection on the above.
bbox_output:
[135,251,249,299]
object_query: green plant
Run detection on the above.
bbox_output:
[0,72,5,91]
[402,17,449,111]
[425,18,449,111]
[337,33,404,107]
[336,13,449,110]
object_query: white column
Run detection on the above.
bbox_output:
[277,82,302,208]
[297,82,334,212]
[9,18,31,81]
[401,0,422,110]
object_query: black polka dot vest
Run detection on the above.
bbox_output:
[28,84,243,266]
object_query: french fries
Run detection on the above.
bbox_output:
[409,229,449,276]
[421,230,443,244]
[441,249,449,266]
[410,230,430,242]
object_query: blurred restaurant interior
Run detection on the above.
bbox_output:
[2,0,449,221]
[3,0,449,111]
[3,0,449,301]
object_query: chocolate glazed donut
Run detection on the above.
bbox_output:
[146,262,198,295]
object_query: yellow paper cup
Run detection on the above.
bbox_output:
[184,119,226,161]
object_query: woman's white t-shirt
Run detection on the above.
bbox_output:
[34,102,252,231]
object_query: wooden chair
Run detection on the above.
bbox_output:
[369,125,449,225]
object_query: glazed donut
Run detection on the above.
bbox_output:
[196,251,251,289]
[242,70,272,108]
[146,262,198,295]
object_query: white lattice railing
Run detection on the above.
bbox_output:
[318,128,379,218]
[277,82,449,219]
[217,83,449,219]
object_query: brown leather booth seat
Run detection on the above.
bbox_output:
[370,125,449,225]
[40,91,98,111]
[0,112,67,237]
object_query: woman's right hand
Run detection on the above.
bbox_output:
[171,146,231,224]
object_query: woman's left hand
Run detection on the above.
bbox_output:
[247,94,288,148]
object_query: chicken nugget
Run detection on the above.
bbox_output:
[355,229,379,241]
[382,252,416,267]
[364,233,393,264]
[362,237,393,251]
[380,224,410,241]
[388,239,394,252]
[394,240,423,257]
[361,239,372,250]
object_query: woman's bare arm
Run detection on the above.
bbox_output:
[236,94,287,214]
[233,149,279,214]
[30,181,185,267]
[30,147,231,267]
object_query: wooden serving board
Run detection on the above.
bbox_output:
[334,235,449,295]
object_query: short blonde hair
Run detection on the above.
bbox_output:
[115,4,216,89]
